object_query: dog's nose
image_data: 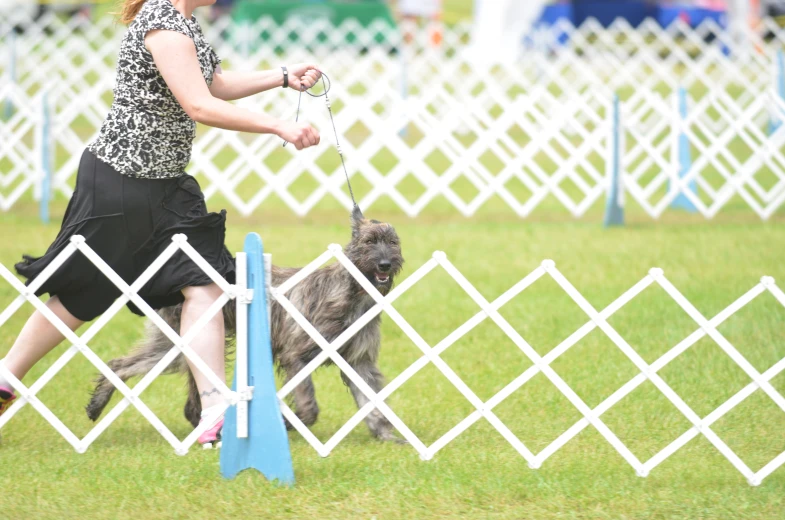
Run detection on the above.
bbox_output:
[378,261,391,272]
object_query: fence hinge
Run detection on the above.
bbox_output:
[237,387,255,401]
[237,288,254,304]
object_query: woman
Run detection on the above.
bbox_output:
[0,0,321,445]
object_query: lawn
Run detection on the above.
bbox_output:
[1,197,785,519]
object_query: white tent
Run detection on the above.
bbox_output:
[470,0,550,61]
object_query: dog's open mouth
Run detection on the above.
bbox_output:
[374,273,390,284]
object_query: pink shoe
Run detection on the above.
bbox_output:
[198,416,224,448]
[0,386,17,417]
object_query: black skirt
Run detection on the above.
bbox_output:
[16,149,235,322]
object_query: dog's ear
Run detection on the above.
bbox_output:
[351,205,365,238]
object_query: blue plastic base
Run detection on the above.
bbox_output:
[604,203,624,227]
[220,233,295,485]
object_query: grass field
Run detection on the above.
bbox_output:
[1,197,785,519]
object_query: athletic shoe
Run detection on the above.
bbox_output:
[0,385,17,417]
[198,416,224,449]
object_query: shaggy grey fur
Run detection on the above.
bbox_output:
[86,207,405,442]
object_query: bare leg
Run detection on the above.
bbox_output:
[180,285,226,411]
[1,296,84,383]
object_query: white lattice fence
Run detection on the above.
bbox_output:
[0,233,250,455]
[1,237,784,484]
[272,243,785,486]
[3,14,785,218]
[677,90,785,219]
[0,85,41,211]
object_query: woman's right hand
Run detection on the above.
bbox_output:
[277,121,321,150]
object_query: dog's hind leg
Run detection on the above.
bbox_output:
[86,312,184,422]
[341,360,405,443]
[86,347,175,422]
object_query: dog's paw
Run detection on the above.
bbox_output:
[377,431,409,445]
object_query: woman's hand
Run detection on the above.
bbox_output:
[276,121,321,150]
[286,63,322,91]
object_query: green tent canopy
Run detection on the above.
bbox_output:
[233,0,395,27]
[229,0,398,50]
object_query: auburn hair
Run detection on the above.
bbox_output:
[116,0,148,24]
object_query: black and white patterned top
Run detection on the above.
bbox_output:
[88,0,220,178]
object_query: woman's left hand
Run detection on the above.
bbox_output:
[286,63,322,91]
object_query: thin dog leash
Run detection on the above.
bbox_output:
[282,71,357,209]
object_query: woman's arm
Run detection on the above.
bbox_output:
[209,65,322,101]
[145,30,320,150]
[209,68,283,101]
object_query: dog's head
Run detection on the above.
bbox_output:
[344,206,404,295]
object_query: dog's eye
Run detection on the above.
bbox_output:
[365,239,373,245]
[390,240,398,245]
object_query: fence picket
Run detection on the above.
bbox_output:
[1,16,785,219]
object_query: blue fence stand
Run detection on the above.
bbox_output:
[221,233,294,485]
[604,94,624,227]
[4,31,16,120]
[669,87,697,212]
[769,50,785,135]
[40,91,52,225]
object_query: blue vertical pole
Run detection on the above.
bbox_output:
[670,87,697,212]
[4,31,16,120]
[770,50,785,134]
[604,94,624,227]
[40,91,51,225]
[221,233,294,485]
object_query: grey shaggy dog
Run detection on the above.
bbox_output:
[85,207,405,442]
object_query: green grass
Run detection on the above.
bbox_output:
[442,0,474,24]
[1,199,785,519]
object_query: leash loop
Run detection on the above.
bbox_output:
[281,71,357,209]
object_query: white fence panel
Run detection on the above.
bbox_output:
[3,14,785,218]
[1,234,784,484]
[0,234,247,455]
[271,244,785,486]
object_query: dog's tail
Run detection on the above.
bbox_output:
[86,307,186,421]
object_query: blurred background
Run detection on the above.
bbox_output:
[4,6,785,516]
[2,0,785,222]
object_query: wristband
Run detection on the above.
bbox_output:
[281,66,289,89]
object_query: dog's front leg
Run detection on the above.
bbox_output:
[281,360,320,430]
[341,361,406,444]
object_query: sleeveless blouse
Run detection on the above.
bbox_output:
[88,0,220,178]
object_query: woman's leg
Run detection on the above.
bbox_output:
[180,284,226,412]
[0,296,84,385]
